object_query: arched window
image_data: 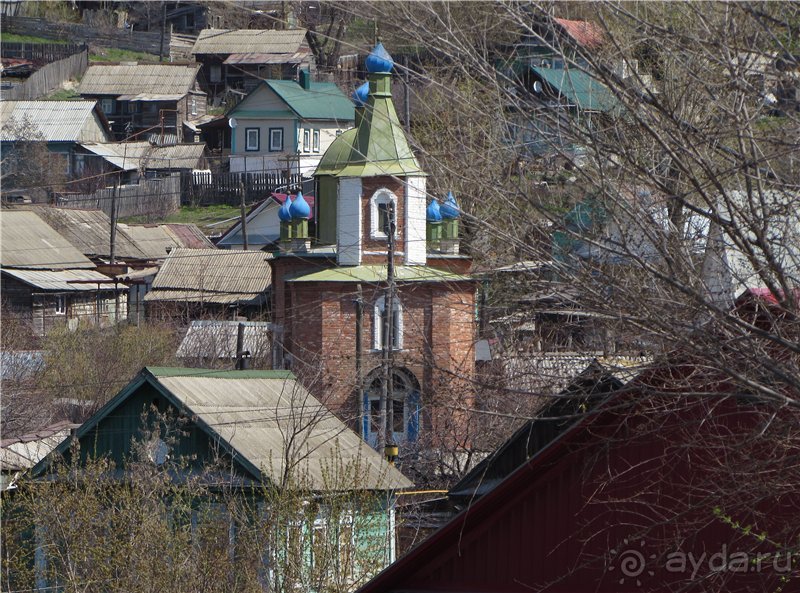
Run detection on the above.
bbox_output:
[374,294,402,350]
[370,188,398,240]
[362,367,421,447]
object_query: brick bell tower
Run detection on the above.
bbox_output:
[269,43,476,466]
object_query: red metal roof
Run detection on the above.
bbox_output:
[554,18,605,49]
[358,368,800,593]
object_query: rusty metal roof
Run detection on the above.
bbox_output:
[2,268,119,291]
[149,368,412,490]
[0,100,106,143]
[78,63,200,97]
[191,28,307,55]
[1,210,95,269]
[24,206,149,260]
[145,248,272,304]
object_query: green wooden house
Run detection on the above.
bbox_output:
[28,367,411,591]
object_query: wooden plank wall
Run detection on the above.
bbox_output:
[61,174,181,219]
[2,48,88,100]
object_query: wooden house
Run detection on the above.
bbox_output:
[191,28,314,101]
[144,248,272,322]
[29,367,411,589]
[0,210,126,335]
[227,72,354,175]
[78,63,205,142]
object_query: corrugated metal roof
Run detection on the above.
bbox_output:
[147,368,411,490]
[177,320,271,359]
[24,206,148,260]
[1,421,79,472]
[78,63,200,97]
[532,67,620,112]
[145,248,271,303]
[224,49,309,65]
[554,18,605,49]
[288,265,471,284]
[1,211,95,269]
[262,79,354,121]
[1,268,119,291]
[192,28,307,55]
[0,100,103,143]
[81,142,206,171]
[117,224,214,259]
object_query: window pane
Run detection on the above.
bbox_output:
[392,398,404,433]
[378,203,390,236]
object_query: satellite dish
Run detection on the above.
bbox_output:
[228,117,238,129]
[533,81,543,93]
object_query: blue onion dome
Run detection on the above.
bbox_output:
[352,81,370,107]
[278,194,293,222]
[440,191,460,219]
[366,42,394,74]
[289,191,311,219]
[426,198,442,222]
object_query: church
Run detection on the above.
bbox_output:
[268,43,477,469]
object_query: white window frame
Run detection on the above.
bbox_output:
[190,96,197,116]
[245,127,260,152]
[312,129,320,153]
[302,128,311,153]
[100,98,114,114]
[369,188,398,240]
[54,295,66,315]
[373,294,402,351]
[268,128,283,152]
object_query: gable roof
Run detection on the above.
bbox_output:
[191,28,308,55]
[1,421,79,473]
[532,66,620,112]
[176,320,272,359]
[553,17,605,49]
[0,100,109,143]
[36,367,411,491]
[231,80,355,122]
[24,206,149,260]
[117,223,215,259]
[0,210,96,269]
[80,142,207,171]
[217,192,315,247]
[78,63,200,98]
[144,248,272,304]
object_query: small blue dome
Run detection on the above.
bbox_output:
[278,194,293,222]
[366,42,393,74]
[352,81,370,107]
[289,191,311,219]
[440,191,460,219]
[426,199,442,222]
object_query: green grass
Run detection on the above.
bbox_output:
[89,48,160,63]
[122,205,241,235]
[2,32,70,44]
[44,87,80,100]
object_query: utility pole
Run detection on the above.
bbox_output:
[159,2,167,62]
[239,160,248,249]
[355,283,364,439]
[380,202,396,454]
[403,55,411,133]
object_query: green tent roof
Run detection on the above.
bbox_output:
[287,265,471,283]
[314,73,423,177]
[532,67,620,112]
[262,80,355,121]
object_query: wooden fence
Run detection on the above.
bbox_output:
[2,47,88,100]
[1,15,168,56]
[182,171,305,207]
[0,41,86,62]
[60,175,181,219]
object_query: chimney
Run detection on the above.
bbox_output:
[299,68,311,90]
